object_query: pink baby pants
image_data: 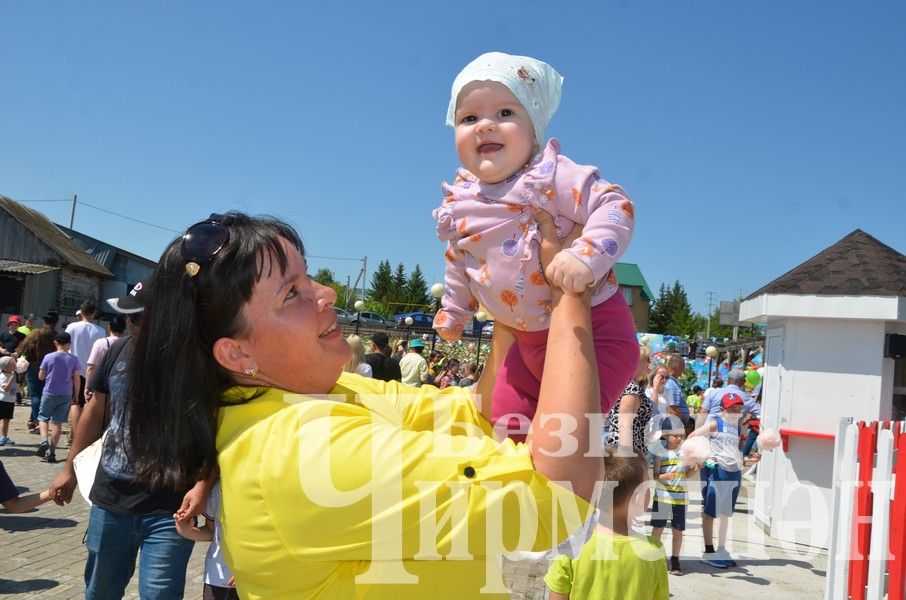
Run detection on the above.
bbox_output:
[490,291,640,442]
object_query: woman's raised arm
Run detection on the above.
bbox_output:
[527,210,603,503]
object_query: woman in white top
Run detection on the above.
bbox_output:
[343,334,372,377]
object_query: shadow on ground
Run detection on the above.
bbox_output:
[683,556,826,581]
[0,515,78,532]
[0,578,58,594]
[0,448,43,458]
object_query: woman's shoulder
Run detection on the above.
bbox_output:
[623,380,644,396]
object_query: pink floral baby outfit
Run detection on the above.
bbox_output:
[433,139,640,439]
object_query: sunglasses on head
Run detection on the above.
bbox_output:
[181,214,229,276]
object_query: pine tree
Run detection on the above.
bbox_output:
[405,265,429,311]
[649,280,698,336]
[649,283,672,333]
[666,281,694,335]
[389,263,408,313]
[370,260,394,304]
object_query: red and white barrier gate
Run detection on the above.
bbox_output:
[826,418,906,600]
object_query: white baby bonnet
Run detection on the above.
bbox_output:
[446,51,563,147]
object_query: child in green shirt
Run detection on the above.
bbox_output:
[544,447,669,600]
[686,385,704,413]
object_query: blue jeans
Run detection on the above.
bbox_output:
[84,505,195,600]
[26,366,43,425]
[742,427,759,456]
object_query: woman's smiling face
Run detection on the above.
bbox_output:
[239,237,351,394]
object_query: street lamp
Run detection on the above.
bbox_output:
[353,299,365,335]
[474,310,488,365]
[430,283,444,352]
[404,316,414,345]
[705,345,718,387]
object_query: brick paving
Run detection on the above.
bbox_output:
[0,407,205,599]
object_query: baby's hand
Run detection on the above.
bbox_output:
[545,250,594,294]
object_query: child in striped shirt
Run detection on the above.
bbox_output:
[651,417,696,575]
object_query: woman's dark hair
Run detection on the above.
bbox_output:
[129,212,304,491]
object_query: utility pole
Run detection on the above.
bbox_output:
[705,291,717,339]
[361,256,367,302]
[69,194,77,229]
[733,289,746,341]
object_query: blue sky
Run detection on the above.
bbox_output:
[2,1,904,315]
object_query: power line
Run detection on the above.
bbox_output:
[307,254,363,262]
[78,200,181,233]
[19,197,181,233]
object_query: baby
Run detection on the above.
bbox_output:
[433,52,640,436]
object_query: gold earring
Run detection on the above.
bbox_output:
[244,367,258,379]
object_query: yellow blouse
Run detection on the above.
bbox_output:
[216,373,591,599]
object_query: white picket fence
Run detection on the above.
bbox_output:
[825,418,906,600]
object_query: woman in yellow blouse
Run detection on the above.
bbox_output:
[126,211,603,599]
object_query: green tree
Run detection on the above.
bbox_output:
[370,260,394,305]
[649,283,672,334]
[404,264,429,311]
[649,280,699,337]
[389,263,408,311]
[313,268,336,286]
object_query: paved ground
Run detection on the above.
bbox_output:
[501,470,829,599]
[0,408,206,599]
[0,408,826,599]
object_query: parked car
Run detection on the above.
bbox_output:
[466,319,494,336]
[392,312,436,331]
[350,311,389,326]
[333,307,353,324]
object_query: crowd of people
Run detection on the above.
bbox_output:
[340,329,483,391]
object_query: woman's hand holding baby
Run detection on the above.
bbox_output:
[532,209,593,296]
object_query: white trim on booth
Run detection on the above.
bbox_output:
[740,294,904,323]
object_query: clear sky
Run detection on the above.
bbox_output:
[2,1,904,315]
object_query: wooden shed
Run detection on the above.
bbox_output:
[0,195,113,318]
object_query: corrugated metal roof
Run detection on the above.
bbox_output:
[0,196,113,278]
[0,259,59,275]
[613,262,654,300]
[57,226,157,269]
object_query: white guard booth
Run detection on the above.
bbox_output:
[738,229,906,549]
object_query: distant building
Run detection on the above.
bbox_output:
[613,262,653,332]
[57,225,156,308]
[0,195,112,318]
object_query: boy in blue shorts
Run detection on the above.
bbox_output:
[690,392,746,568]
[544,447,668,599]
[651,418,696,575]
[37,332,80,463]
